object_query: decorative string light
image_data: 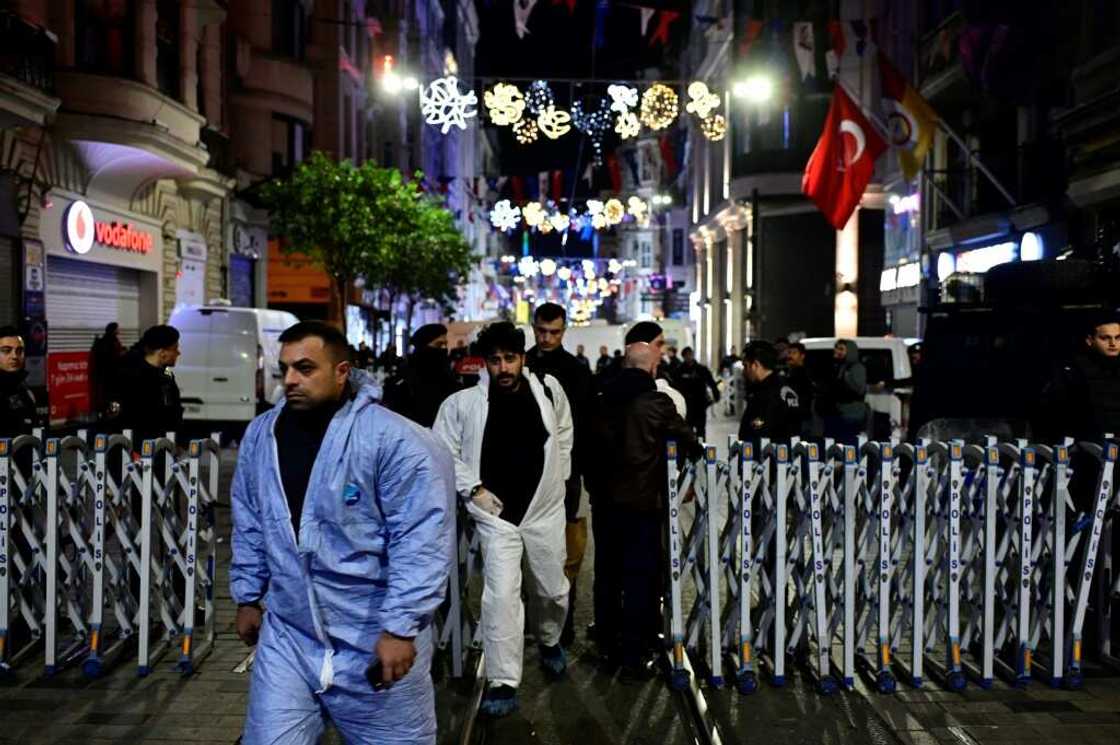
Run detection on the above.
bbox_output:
[549,212,571,233]
[607,84,639,114]
[526,80,554,115]
[640,83,679,130]
[615,111,640,139]
[627,196,649,222]
[484,82,525,126]
[420,75,478,133]
[489,199,522,232]
[537,105,572,139]
[604,198,625,225]
[701,114,727,141]
[685,81,721,120]
[513,117,539,144]
[572,99,612,165]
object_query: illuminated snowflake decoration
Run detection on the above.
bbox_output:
[586,200,604,218]
[513,117,539,144]
[701,114,727,142]
[549,212,571,233]
[484,83,525,126]
[591,213,608,230]
[604,198,625,225]
[538,218,554,234]
[608,84,639,114]
[489,199,522,232]
[420,75,478,134]
[518,256,539,277]
[522,202,546,228]
[526,80,554,115]
[639,83,679,131]
[615,111,641,139]
[685,81,721,120]
[627,196,650,225]
[537,105,572,139]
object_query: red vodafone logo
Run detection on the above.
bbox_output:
[63,200,153,255]
[64,200,95,254]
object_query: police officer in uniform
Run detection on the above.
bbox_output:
[738,341,799,446]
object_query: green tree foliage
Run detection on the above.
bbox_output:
[260,152,472,325]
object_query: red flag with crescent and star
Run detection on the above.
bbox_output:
[802,85,887,230]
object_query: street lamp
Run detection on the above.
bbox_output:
[732,74,774,103]
[380,55,419,95]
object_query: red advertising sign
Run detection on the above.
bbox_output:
[453,355,485,376]
[47,351,92,424]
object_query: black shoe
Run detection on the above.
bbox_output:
[560,619,575,648]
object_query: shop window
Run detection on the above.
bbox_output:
[155,0,180,99]
[76,0,135,78]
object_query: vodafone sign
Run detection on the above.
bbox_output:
[64,200,154,255]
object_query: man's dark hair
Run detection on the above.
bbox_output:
[0,325,21,339]
[140,324,180,352]
[743,341,779,371]
[278,321,350,362]
[625,320,662,345]
[681,346,694,356]
[410,323,447,350]
[533,302,566,325]
[788,342,806,355]
[476,322,525,357]
[105,322,119,335]
[1087,315,1120,337]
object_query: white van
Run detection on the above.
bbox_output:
[169,306,299,424]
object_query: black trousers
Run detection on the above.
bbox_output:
[593,504,664,667]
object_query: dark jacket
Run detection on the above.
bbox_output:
[1038,351,1120,442]
[112,349,183,444]
[738,371,800,445]
[674,360,720,418]
[783,365,814,428]
[823,341,868,422]
[0,369,39,438]
[381,348,460,428]
[586,368,702,513]
[526,344,594,519]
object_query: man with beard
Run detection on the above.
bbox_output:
[111,324,183,444]
[434,322,572,717]
[231,321,453,744]
[525,303,593,647]
[0,326,39,437]
[1039,316,1120,444]
[381,324,460,428]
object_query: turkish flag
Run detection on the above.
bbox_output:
[802,86,887,229]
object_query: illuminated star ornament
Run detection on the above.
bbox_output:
[701,114,727,141]
[489,199,522,232]
[484,83,525,126]
[627,196,649,223]
[420,75,478,133]
[513,118,539,144]
[685,81,721,120]
[603,198,625,225]
[607,84,639,114]
[615,111,640,139]
[640,83,679,130]
[537,105,572,139]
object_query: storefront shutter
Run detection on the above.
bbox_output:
[46,256,141,352]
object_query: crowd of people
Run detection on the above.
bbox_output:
[4,313,1120,744]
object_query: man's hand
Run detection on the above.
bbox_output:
[236,604,263,646]
[375,632,417,684]
[471,487,504,516]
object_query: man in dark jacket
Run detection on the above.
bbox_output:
[783,342,814,437]
[90,322,124,419]
[111,324,183,444]
[525,303,594,646]
[739,341,800,446]
[586,342,701,678]
[821,339,868,444]
[381,324,460,428]
[1039,317,1120,445]
[675,346,721,439]
[0,326,39,437]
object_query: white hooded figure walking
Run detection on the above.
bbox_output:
[433,322,572,717]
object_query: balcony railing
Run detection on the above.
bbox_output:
[0,11,55,95]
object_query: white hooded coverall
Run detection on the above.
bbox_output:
[433,370,573,688]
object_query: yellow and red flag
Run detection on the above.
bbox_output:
[879,52,938,180]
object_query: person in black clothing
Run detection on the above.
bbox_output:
[675,346,721,439]
[574,344,591,370]
[0,326,39,437]
[90,322,124,420]
[110,324,183,445]
[525,303,594,647]
[380,323,460,428]
[739,341,800,446]
[666,345,682,376]
[719,346,740,375]
[586,342,701,678]
[595,345,612,376]
[1038,318,1120,444]
[783,342,814,437]
[354,341,375,370]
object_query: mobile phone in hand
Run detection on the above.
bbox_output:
[365,659,391,691]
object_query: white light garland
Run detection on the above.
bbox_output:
[420,75,478,133]
[522,202,546,228]
[513,117,539,144]
[640,83,679,130]
[537,105,572,139]
[700,114,727,141]
[607,84,639,114]
[549,212,571,233]
[526,80,554,115]
[604,198,625,225]
[685,81,721,120]
[615,111,640,139]
[484,82,525,126]
[489,199,522,232]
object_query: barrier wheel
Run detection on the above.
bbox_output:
[82,658,104,679]
[818,676,839,695]
[735,670,758,695]
[876,671,896,694]
[947,671,966,692]
[668,668,691,691]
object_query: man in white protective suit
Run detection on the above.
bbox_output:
[433,321,573,717]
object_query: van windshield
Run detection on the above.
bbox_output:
[804,348,896,387]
